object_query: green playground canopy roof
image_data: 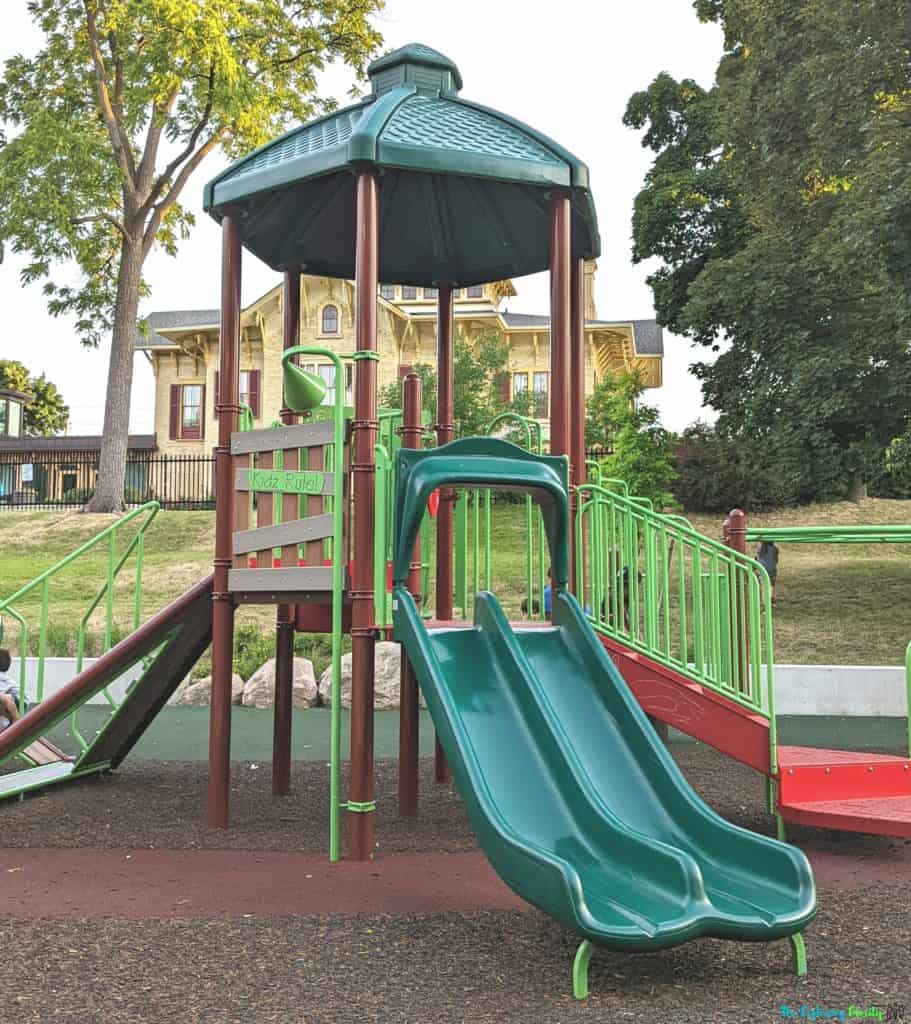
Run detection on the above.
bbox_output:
[203,43,600,286]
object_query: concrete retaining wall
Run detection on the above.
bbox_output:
[10,658,144,705]
[4,659,908,716]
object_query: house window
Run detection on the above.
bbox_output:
[321,304,339,334]
[401,286,417,299]
[169,382,206,440]
[180,384,203,439]
[0,397,23,438]
[380,284,395,300]
[451,288,461,298]
[423,287,438,299]
[318,364,354,406]
[533,372,549,417]
[512,372,528,400]
[466,285,483,298]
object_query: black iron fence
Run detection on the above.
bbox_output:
[585,446,614,464]
[0,451,215,511]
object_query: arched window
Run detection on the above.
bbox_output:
[322,304,339,334]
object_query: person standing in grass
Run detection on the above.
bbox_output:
[756,541,780,604]
[0,649,22,731]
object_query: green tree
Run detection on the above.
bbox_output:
[380,330,517,438]
[0,359,69,436]
[625,0,911,502]
[585,371,678,509]
[0,1,382,512]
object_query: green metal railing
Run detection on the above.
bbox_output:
[906,640,911,758]
[453,414,549,621]
[747,525,911,544]
[576,483,778,770]
[0,502,160,755]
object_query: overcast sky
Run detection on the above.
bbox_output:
[0,1,723,434]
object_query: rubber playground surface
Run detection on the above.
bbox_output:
[2,747,910,1023]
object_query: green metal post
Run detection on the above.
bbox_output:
[454,489,467,617]
[280,346,347,862]
[36,579,49,704]
[572,939,593,999]
[906,640,911,757]
[789,932,808,977]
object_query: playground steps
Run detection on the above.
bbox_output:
[22,737,74,766]
[777,746,911,837]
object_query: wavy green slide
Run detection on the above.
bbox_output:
[390,436,815,997]
[393,584,816,994]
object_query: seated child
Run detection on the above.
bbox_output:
[0,649,21,732]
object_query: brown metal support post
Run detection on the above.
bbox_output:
[434,284,454,785]
[349,171,379,860]
[399,373,423,816]
[570,256,586,593]
[272,266,301,796]
[208,212,242,829]
[550,190,572,595]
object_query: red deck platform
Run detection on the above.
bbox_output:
[593,632,911,839]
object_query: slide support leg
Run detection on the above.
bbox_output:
[572,939,593,1000]
[776,813,787,842]
[789,932,807,977]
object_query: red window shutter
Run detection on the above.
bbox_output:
[249,370,260,417]
[214,372,220,408]
[169,384,180,440]
[501,373,511,403]
[398,364,413,379]
[199,384,206,440]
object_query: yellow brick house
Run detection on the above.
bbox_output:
[135,263,662,452]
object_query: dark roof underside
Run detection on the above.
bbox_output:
[203,44,599,287]
[228,169,597,288]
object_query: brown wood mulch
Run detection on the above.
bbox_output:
[2,891,909,1024]
[1,746,910,1023]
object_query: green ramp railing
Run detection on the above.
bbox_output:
[0,501,160,759]
[576,483,778,770]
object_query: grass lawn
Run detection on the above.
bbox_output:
[1,496,910,669]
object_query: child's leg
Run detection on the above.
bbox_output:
[0,693,19,721]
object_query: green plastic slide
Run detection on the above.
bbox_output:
[393,583,816,953]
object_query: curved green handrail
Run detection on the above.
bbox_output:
[0,501,159,755]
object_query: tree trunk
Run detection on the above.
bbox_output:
[85,228,143,514]
[846,469,867,504]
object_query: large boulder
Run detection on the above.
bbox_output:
[242,657,318,709]
[170,673,244,707]
[320,641,403,709]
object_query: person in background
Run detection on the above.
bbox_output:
[756,541,780,604]
[0,649,22,732]
[520,597,541,621]
[543,567,553,620]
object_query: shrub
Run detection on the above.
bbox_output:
[674,422,800,512]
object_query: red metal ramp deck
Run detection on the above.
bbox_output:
[777,746,911,837]
[595,632,911,839]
